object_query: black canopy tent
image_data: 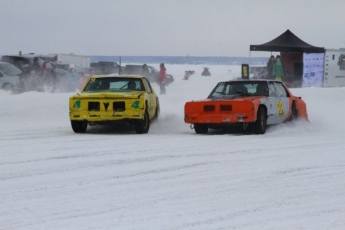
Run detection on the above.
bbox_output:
[249,30,325,87]
[250,29,325,53]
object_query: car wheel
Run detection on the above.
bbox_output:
[194,124,208,134]
[253,106,267,134]
[134,111,150,134]
[153,99,160,120]
[290,102,298,121]
[71,121,87,133]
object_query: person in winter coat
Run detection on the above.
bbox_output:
[78,71,87,90]
[49,63,58,92]
[266,55,275,79]
[158,63,167,94]
[140,64,150,77]
[31,57,41,76]
[20,64,32,92]
[273,55,284,81]
[67,64,77,91]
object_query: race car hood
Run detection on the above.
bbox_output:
[70,90,145,100]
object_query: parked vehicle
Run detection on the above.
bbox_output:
[1,53,53,70]
[0,62,21,92]
[50,53,90,68]
[90,61,124,75]
[183,70,195,80]
[123,64,174,85]
[201,67,211,76]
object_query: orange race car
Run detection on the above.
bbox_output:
[184,79,308,134]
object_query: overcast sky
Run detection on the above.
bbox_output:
[1,0,345,57]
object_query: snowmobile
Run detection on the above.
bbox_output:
[183,70,195,80]
[201,67,211,76]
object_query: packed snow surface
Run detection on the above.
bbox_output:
[1,64,345,230]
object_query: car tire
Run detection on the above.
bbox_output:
[71,121,87,133]
[253,106,267,134]
[134,111,150,134]
[153,99,160,121]
[194,124,208,134]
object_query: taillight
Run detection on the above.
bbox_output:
[204,105,215,111]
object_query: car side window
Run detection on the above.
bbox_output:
[274,82,289,97]
[15,60,27,70]
[142,78,152,93]
[210,83,225,97]
[268,82,278,97]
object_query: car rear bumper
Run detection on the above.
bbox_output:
[184,112,256,124]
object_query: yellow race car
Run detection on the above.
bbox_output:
[69,74,160,134]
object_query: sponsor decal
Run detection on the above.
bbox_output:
[241,64,249,79]
[73,100,81,109]
[276,101,285,117]
[131,101,140,109]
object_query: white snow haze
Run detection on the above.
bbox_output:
[1,64,345,230]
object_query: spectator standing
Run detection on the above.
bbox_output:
[273,55,284,81]
[78,71,87,90]
[266,55,275,79]
[50,63,58,92]
[42,63,57,92]
[67,64,77,91]
[158,63,167,94]
[42,62,52,87]
[20,64,32,91]
[140,64,150,77]
[31,57,41,75]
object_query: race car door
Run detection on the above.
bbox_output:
[142,78,156,118]
[266,81,280,124]
[274,81,290,123]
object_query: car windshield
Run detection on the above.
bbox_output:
[0,62,22,76]
[84,77,144,92]
[208,81,268,98]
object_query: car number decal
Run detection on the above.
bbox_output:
[131,101,140,109]
[276,101,285,117]
[73,100,81,109]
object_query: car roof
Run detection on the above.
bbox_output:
[224,79,276,83]
[125,64,155,68]
[124,65,143,68]
[90,74,144,79]
[92,61,118,63]
[2,54,50,58]
[0,61,18,65]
